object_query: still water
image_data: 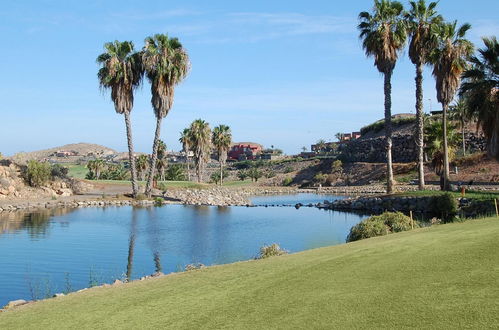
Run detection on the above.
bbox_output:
[0,194,364,305]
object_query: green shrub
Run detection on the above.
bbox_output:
[26,160,52,187]
[50,164,69,179]
[248,168,263,182]
[430,193,458,223]
[165,164,186,181]
[284,166,294,173]
[347,212,413,242]
[256,243,288,259]
[331,159,343,173]
[210,170,229,184]
[154,197,164,206]
[237,170,248,181]
[282,177,293,186]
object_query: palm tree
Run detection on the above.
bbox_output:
[97,40,142,197]
[431,21,474,190]
[136,154,149,181]
[425,118,460,178]
[449,97,468,156]
[460,36,499,159]
[358,0,407,194]
[405,0,442,190]
[142,34,190,197]
[316,139,326,153]
[212,125,232,185]
[156,158,167,181]
[157,140,167,160]
[179,128,192,181]
[87,159,106,180]
[188,119,212,183]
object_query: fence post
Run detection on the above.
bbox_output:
[495,199,498,218]
[410,210,414,229]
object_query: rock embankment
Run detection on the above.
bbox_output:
[0,199,158,212]
[0,161,73,201]
[163,186,303,206]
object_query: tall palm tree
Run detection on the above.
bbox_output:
[212,125,232,185]
[142,34,190,197]
[188,119,212,183]
[136,154,149,181]
[179,128,192,181]
[405,0,442,190]
[97,40,142,197]
[431,21,474,190]
[358,0,407,194]
[460,36,499,159]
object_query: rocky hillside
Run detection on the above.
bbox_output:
[0,160,73,202]
[10,143,117,164]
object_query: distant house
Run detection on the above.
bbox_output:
[228,142,263,161]
[54,150,78,157]
[310,142,337,153]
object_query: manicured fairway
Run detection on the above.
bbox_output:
[1,217,498,329]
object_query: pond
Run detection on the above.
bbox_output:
[0,194,365,306]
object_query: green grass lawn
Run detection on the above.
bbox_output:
[65,164,87,179]
[1,217,498,329]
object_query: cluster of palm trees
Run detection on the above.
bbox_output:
[97,34,190,198]
[179,120,232,184]
[359,0,497,192]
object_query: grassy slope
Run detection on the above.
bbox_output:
[1,218,498,329]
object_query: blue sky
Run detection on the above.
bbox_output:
[0,0,498,155]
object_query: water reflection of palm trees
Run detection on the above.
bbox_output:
[125,208,138,281]
[0,208,74,238]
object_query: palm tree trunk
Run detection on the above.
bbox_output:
[145,116,163,197]
[220,161,223,185]
[415,63,425,190]
[384,71,395,194]
[186,158,190,181]
[196,162,201,183]
[124,112,138,198]
[442,103,450,191]
[489,115,499,160]
[461,118,466,156]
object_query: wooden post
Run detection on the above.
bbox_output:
[495,199,498,218]
[410,211,414,229]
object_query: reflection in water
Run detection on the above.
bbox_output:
[125,209,138,281]
[146,207,163,274]
[0,208,75,238]
[0,197,366,306]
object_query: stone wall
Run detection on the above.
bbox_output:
[339,132,486,163]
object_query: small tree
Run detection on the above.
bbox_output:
[26,160,51,187]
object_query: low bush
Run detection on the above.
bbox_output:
[282,177,293,186]
[25,160,52,187]
[430,193,458,223]
[50,164,69,179]
[165,164,186,181]
[256,243,288,259]
[210,170,229,184]
[347,212,413,242]
[237,170,248,181]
